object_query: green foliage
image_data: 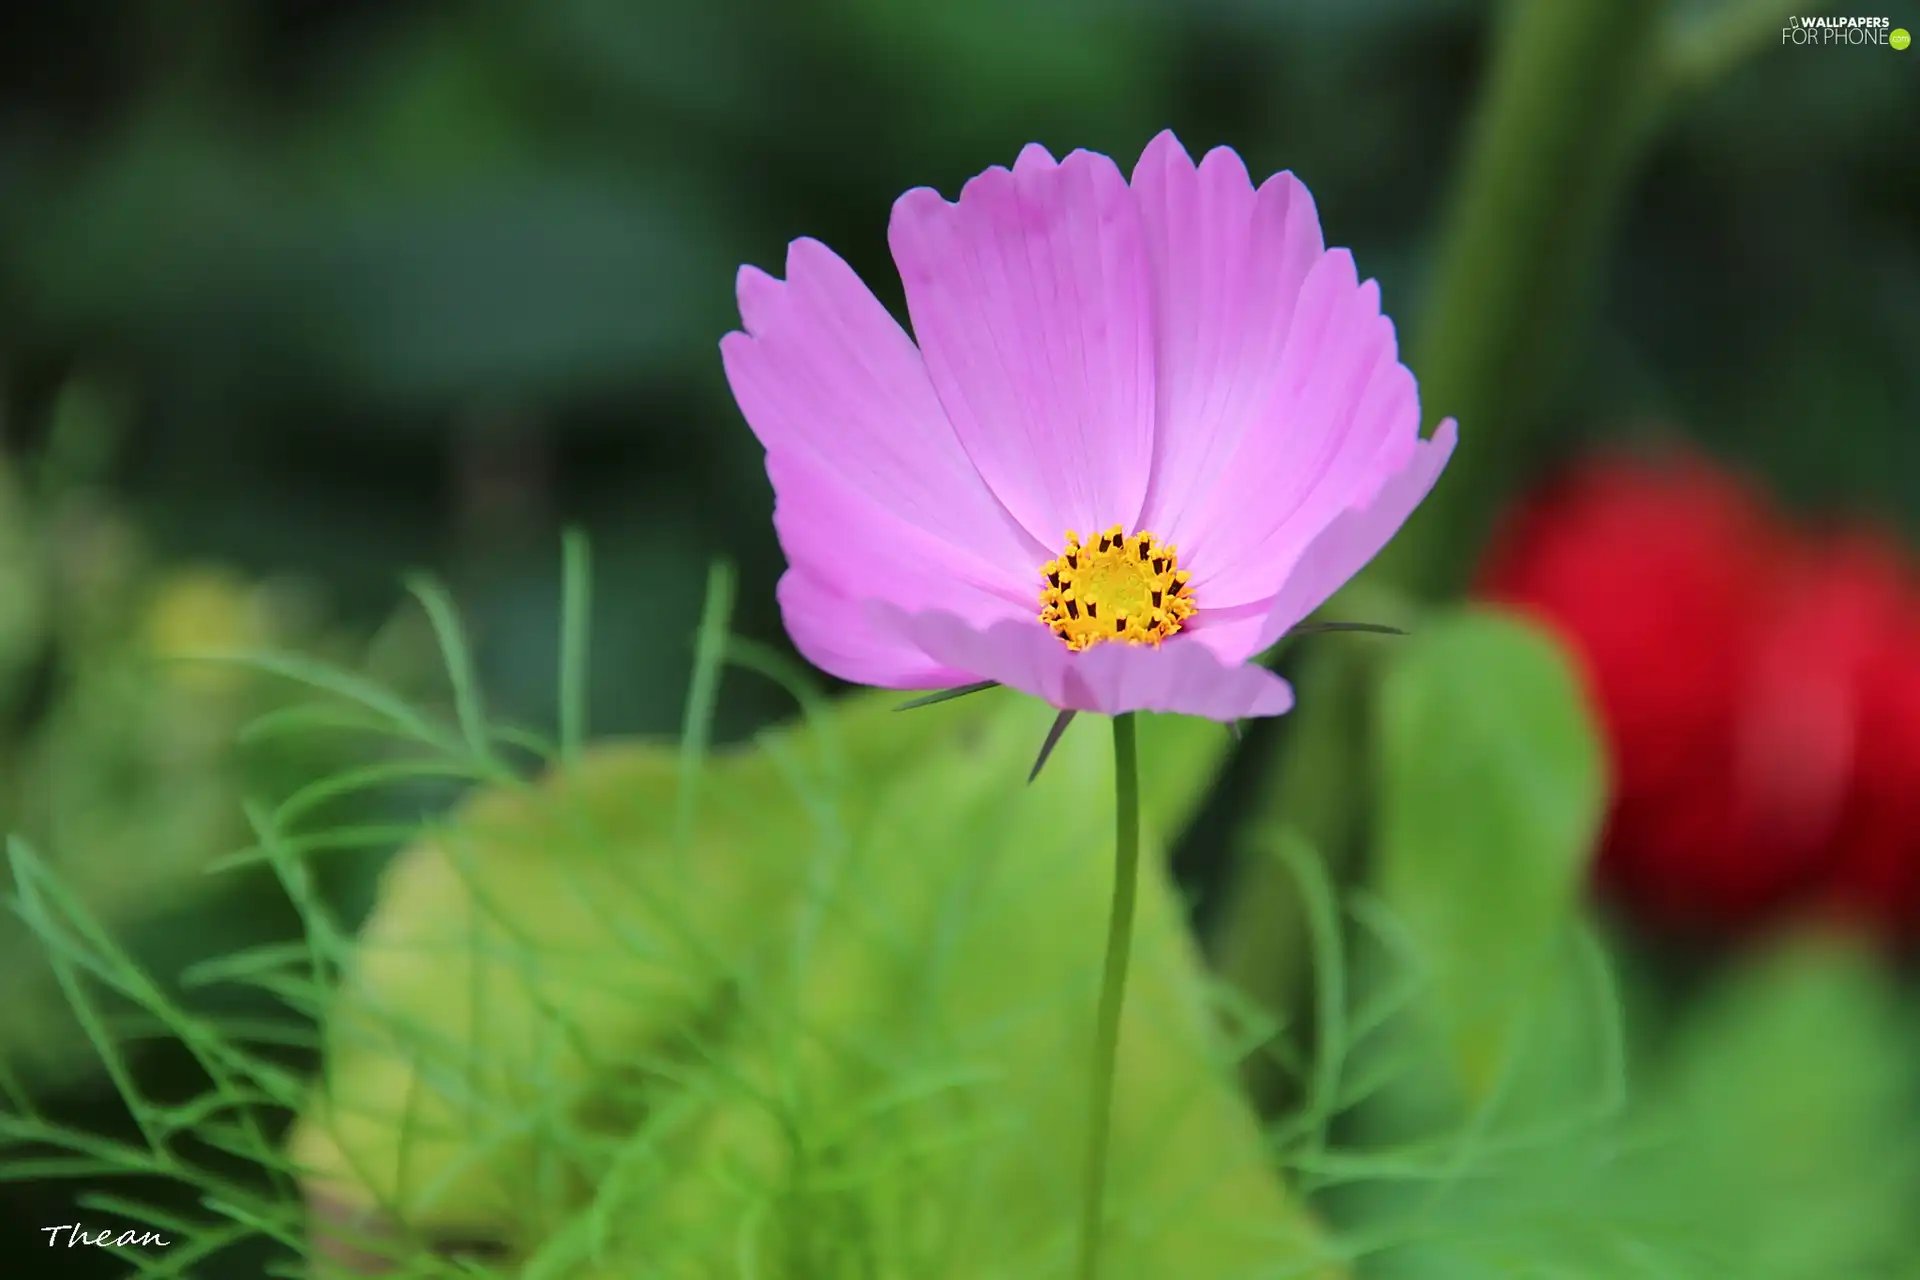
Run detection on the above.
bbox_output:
[1335,931,1920,1280]
[3,553,1335,1277]
[1370,606,1609,1110]
[1638,934,1920,1278]
[0,387,393,1089]
[1274,606,1920,1280]
[291,684,1331,1275]
[5,553,1920,1280]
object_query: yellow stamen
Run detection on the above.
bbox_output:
[1037,523,1195,651]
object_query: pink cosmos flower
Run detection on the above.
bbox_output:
[721,131,1457,723]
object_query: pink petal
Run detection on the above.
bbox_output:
[721,238,1045,604]
[888,143,1156,551]
[778,570,975,690]
[1176,599,1276,667]
[1178,250,1416,608]
[767,447,1032,627]
[1246,417,1459,656]
[1126,131,1425,611]
[873,605,1296,723]
[1131,132,1327,545]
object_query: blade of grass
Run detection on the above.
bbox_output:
[560,528,593,766]
[491,722,560,764]
[9,839,296,1200]
[1273,832,1346,1161]
[247,802,348,1004]
[0,1051,39,1121]
[677,559,736,846]
[271,758,484,831]
[180,651,468,761]
[210,823,423,873]
[8,839,167,1161]
[178,942,314,991]
[405,575,498,774]
[237,701,425,747]
[722,635,841,788]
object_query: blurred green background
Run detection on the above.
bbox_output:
[1,0,1917,1275]
[3,0,1913,739]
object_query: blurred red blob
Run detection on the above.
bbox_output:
[1475,455,1920,943]
[1801,538,1920,939]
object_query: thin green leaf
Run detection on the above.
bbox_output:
[677,558,736,845]
[1024,709,1077,784]
[179,649,469,760]
[405,574,497,771]
[559,527,593,766]
[894,681,999,712]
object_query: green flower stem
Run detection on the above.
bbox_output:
[1077,711,1140,1280]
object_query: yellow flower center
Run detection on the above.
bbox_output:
[1038,524,1195,652]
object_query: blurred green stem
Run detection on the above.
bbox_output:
[1662,0,1829,101]
[1077,711,1140,1280]
[1376,0,1665,595]
[1216,0,1672,1110]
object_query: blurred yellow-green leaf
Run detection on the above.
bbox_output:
[293,688,1338,1276]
